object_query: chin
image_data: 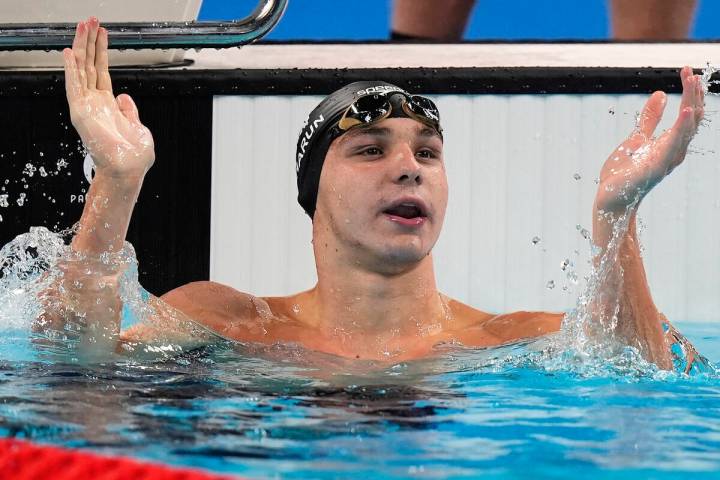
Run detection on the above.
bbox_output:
[377,243,428,268]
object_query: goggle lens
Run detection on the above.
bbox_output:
[337,92,442,134]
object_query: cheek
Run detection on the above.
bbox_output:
[429,169,449,205]
[320,163,375,218]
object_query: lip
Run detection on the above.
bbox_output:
[384,214,427,227]
[381,196,430,227]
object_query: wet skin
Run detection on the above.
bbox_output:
[58,18,704,367]
[136,118,564,362]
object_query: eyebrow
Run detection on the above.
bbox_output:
[342,126,392,140]
[342,125,442,142]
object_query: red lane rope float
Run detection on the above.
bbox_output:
[0,438,238,480]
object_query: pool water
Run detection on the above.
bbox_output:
[0,321,719,480]
[0,227,718,479]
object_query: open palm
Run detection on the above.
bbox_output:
[64,18,155,178]
[595,66,704,215]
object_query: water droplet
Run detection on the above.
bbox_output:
[531,236,541,245]
[573,173,581,180]
[22,163,36,177]
[16,193,26,206]
[608,107,615,115]
[546,280,555,289]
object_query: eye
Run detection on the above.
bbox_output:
[360,147,383,157]
[416,148,439,160]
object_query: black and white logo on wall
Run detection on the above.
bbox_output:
[83,153,95,184]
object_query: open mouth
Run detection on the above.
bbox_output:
[382,200,428,226]
[384,204,424,218]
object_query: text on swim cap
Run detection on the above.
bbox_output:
[296,113,325,172]
[355,85,407,96]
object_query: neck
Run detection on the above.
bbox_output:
[307,242,451,359]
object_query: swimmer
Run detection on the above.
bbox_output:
[45,18,705,369]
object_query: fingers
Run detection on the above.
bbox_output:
[96,27,113,92]
[665,106,695,169]
[679,66,693,112]
[116,94,140,124]
[71,20,88,90]
[634,91,666,142]
[63,48,83,104]
[85,17,99,89]
[694,70,705,125]
[674,66,705,135]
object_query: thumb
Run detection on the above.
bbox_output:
[631,91,666,146]
[116,93,140,123]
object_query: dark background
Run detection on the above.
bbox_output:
[0,88,212,296]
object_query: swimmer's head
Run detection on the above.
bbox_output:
[297,82,447,271]
[295,81,443,218]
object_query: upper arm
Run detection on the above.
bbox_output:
[159,280,267,338]
[119,280,256,354]
[482,311,564,343]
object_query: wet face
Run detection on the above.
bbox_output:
[314,117,448,272]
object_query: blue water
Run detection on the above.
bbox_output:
[0,322,719,479]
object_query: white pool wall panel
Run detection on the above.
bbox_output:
[211,93,720,322]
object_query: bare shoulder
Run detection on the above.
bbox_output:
[161,281,259,318]
[160,280,276,340]
[480,311,564,343]
[446,296,563,345]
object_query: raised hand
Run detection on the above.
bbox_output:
[588,67,706,370]
[594,66,704,216]
[63,17,155,179]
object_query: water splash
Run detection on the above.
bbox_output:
[700,63,720,96]
[0,226,163,363]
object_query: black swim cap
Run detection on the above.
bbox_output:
[295,81,411,219]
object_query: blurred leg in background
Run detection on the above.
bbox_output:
[392,0,697,42]
[609,0,697,40]
[391,0,476,41]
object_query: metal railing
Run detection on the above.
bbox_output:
[0,0,287,50]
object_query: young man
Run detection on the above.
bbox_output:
[48,18,705,368]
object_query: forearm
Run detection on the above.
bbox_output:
[36,173,145,358]
[71,172,144,257]
[593,212,672,369]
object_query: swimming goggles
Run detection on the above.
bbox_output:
[336,91,443,135]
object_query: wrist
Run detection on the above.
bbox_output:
[91,168,147,190]
[592,198,638,250]
[88,145,155,180]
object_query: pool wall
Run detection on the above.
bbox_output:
[211,92,720,322]
[0,43,718,321]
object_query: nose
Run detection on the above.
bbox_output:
[393,145,422,186]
